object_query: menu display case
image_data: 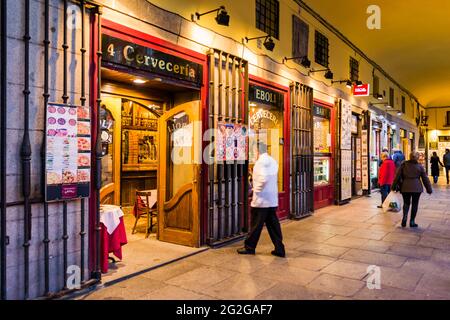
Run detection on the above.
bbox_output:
[314,157,330,186]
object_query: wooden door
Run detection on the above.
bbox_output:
[158,101,201,247]
[99,96,121,205]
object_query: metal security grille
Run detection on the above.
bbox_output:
[256,0,280,39]
[207,49,249,246]
[0,0,102,300]
[290,83,314,218]
[314,31,329,67]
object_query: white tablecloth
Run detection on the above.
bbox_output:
[100,205,124,235]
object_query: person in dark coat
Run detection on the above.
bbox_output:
[392,151,432,228]
[444,149,450,184]
[430,151,444,184]
[378,152,396,208]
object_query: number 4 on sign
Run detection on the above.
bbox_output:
[366,5,381,30]
[107,43,115,57]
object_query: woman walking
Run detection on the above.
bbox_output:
[430,151,444,184]
[392,151,432,228]
[377,152,396,208]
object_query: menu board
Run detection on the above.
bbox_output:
[361,129,369,190]
[340,100,352,150]
[45,103,91,202]
[216,122,248,163]
[340,149,352,201]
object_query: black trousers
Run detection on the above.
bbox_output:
[245,207,285,254]
[401,192,421,221]
[446,166,450,183]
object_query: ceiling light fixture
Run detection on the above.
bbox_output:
[245,35,276,51]
[192,6,230,26]
[282,55,311,68]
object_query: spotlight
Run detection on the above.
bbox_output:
[245,35,276,51]
[325,70,333,80]
[346,80,352,88]
[376,93,383,100]
[355,80,363,86]
[133,79,146,84]
[282,55,311,68]
[192,5,230,26]
[397,111,402,116]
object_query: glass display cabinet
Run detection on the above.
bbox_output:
[314,157,330,186]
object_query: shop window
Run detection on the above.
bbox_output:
[349,57,359,82]
[248,87,284,192]
[313,104,331,186]
[100,105,115,188]
[292,15,309,62]
[401,96,406,114]
[256,0,279,39]
[314,31,329,67]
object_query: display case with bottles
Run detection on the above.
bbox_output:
[314,157,330,186]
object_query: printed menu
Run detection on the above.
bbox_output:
[216,122,248,163]
[45,103,91,202]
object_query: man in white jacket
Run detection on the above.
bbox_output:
[237,142,285,257]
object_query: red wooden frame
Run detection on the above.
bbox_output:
[89,19,209,273]
[248,75,290,220]
[313,98,335,210]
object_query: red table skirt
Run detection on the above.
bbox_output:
[101,216,128,273]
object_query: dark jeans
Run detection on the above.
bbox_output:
[433,176,439,184]
[446,166,450,183]
[245,207,285,254]
[401,192,421,222]
[380,185,391,205]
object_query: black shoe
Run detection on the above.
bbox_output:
[271,250,286,258]
[377,205,383,208]
[401,220,407,228]
[237,247,255,255]
[410,221,418,228]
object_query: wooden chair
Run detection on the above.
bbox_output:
[132,190,157,238]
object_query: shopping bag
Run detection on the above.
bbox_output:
[382,191,403,213]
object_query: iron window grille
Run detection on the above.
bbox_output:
[389,87,395,108]
[446,111,450,126]
[314,31,329,67]
[350,57,359,82]
[256,0,279,39]
[373,75,380,96]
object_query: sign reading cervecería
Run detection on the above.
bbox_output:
[102,34,203,86]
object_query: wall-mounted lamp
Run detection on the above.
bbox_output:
[245,35,275,51]
[354,80,363,86]
[375,93,384,100]
[310,68,333,80]
[191,6,230,26]
[331,79,352,88]
[282,55,311,68]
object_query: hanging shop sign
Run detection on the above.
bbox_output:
[45,103,91,202]
[340,100,352,150]
[216,122,248,162]
[102,34,203,86]
[352,84,370,97]
[249,85,284,109]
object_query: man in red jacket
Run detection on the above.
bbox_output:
[378,152,396,208]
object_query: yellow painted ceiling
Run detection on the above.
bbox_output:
[302,0,450,107]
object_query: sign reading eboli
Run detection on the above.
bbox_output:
[249,85,284,109]
[353,83,370,97]
[102,34,203,86]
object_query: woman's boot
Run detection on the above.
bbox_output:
[401,213,408,228]
[410,210,418,228]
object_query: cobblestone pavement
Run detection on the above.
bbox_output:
[80,183,450,300]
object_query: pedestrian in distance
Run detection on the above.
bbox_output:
[430,151,444,184]
[392,151,432,228]
[378,152,396,208]
[392,149,406,168]
[444,149,450,184]
[237,142,286,258]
